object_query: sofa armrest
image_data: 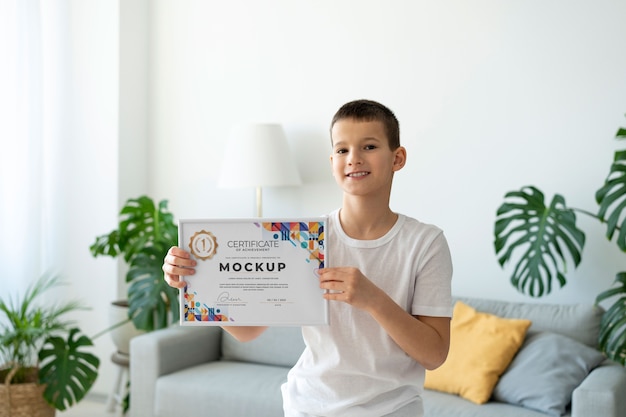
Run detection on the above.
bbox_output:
[571,360,626,417]
[129,325,223,417]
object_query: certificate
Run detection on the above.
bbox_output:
[178,217,328,326]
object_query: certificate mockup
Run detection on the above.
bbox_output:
[178,218,328,326]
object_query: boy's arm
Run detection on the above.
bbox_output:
[371,295,450,370]
[319,267,451,370]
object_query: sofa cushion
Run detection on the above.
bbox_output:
[221,326,305,367]
[424,301,531,404]
[422,389,565,417]
[493,331,605,416]
[155,361,289,417]
[456,296,603,347]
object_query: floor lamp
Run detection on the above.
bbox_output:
[217,123,302,217]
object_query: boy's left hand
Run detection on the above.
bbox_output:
[318,267,383,311]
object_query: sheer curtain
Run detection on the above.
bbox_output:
[0,0,125,393]
[0,0,67,296]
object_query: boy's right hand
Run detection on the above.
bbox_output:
[162,246,196,289]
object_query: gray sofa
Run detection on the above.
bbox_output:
[130,297,626,417]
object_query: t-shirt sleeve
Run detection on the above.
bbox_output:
[411,230,453,317]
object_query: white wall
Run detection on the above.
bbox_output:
[147,0,626,306]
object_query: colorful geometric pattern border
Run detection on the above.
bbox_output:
[260,221,325,268]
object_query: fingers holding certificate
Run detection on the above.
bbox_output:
[178,218,329,326]
[163,246,197,288]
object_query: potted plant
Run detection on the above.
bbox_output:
[0,273,99,414]
[90,196,179,334]
[494,117,626,365]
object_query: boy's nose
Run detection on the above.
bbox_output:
[348,152,362,165]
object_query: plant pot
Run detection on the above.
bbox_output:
[109,300,144,355]
[0,367,55,417]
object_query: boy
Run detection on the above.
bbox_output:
[163,99,453,417]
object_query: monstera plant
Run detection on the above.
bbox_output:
[90,196,179,332]
[494,119,626,365]
[0,273,99,411]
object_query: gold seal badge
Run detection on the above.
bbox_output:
[189,230,218,261]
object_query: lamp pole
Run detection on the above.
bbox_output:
[256,186,263,218]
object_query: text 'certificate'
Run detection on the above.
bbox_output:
[179,218,328,326]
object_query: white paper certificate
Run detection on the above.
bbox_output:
[178,217,328,326]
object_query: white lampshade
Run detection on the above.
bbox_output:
[218,123,302,216]
[218,123,302,188]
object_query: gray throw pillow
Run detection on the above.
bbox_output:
[493,331,605,417]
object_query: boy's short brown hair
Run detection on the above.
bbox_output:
[330,99,401,150]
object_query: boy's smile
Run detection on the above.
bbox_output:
[346,171,369,178]
[330,118,405,198]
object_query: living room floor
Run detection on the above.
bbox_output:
[57,395,113,417]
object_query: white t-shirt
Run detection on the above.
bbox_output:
[282,209,453,417]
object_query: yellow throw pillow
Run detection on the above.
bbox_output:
[424,301,532,404]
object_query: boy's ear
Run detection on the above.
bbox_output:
[392,146,407,171]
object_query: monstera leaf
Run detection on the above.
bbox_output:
[90,196,179,332]
[596,127,626,250]
[494,119,626,364]
[117,197,178,263]
[494,186,586,297]
[38,328,100,411]
[593,125,626,365]
[127,241,180,331]
[596,272,626,366]
[90,196,178,264]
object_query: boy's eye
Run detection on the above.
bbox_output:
[335,148,347,154]
[364,144,377,150]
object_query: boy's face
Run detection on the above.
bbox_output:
[330,118,406,198]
